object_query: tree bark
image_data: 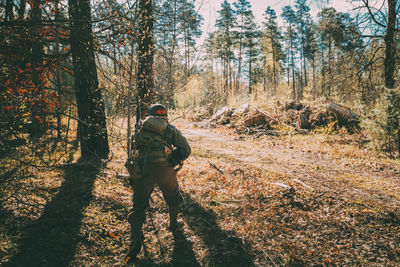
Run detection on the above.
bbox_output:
[69,0,110,159]
[136,0,154,121]
[290,24,296,100]
[29,0,46,138]
[5,0,14,21]
[272,43,277,94]
[384,0,399,156]
[384,0,396,89]
[18,0,26,19]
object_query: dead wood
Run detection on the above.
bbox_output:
[209,162,224,174]
[327,103,360,127]
[293,178,315,191]
[285,100,303,111]
[242,108,272,128]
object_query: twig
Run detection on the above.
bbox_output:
[270,182,292,189]
[265,252,279,267]
[293,178,314,191]
[209,162,224,174]
[169,115,183,123]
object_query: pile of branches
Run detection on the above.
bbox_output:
[189,101,361,136]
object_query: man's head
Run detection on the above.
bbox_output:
[147,104,168,118]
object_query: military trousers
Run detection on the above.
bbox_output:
[128,161,181,242]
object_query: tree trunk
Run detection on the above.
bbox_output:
[237,28,243,95]
[272,42,277,94]
[263,55,267,92]
[290,25,296,100]
[18,0,26,19]
[5,0,14,21]
[249,54,252,94]
[384,0,399,156]
[312,56,316,99]
[55,0,63,139]
[327,33,332,96]
[69,0,110,159]
[302,41,308,87]
[384,0,396,89]
[136,0,154,121]
[29,0,46,138]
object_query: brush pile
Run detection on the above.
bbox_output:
[189,101,361,136]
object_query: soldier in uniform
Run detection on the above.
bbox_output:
[125,104,191,263]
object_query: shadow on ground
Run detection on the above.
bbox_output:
[180,191,256,267]
[171,229,200,267]
[3,158,101,267]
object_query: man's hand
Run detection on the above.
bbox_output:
[125,159,141,180]
[174,161,184,172]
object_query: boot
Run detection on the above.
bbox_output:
[168,206,183,232]
[125,232,144,264]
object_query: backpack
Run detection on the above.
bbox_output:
[134,116,169,147]
[132,116,174,164]
[126,116,172,180]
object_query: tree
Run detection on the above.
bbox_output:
[317,7,342,96]
[317,8,363,97]
[262,6,283,94]
[282,5,298,100]
[357,0,399,154]
[233,0,252,94]
[215,0,236,95]
[69,0,110,158]
[384,0,399,155]
[136,0,154,120]
[294,0,313,98]
[1,0,60,142]
[242,10,260,94]
[179,0,203,75]
[154,0,203,105]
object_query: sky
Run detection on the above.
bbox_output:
[195,0,354,45]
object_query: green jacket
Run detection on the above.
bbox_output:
[131,116,191,164]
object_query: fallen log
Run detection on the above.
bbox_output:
[297,106,312,130]
[285,100,303,111]
[243,108,272,127]
[327,103,360,121]
[327,103,360,131]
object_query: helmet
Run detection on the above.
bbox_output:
[146,104,168,117]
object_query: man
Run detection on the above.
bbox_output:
[125,104,191,264]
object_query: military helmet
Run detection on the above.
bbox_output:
[147,104,168,117]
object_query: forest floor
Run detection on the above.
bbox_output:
[1,119,400,266]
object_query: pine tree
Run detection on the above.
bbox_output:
[136,0,154,120]
[282,5,298,100]
[242,10,260,94]
[69,0,110,158]
[262,6,283,94]
[294,0,312,97]
[179,0,203,75]
[154,0,203,105]
[233,0,251,94]
[215,0,236,95]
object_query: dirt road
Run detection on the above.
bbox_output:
[183,125,400,209]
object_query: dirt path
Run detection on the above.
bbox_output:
[183,126,400,209]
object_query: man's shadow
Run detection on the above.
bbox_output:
[171,229,200,267]
[180,191,255,267]
[4,157,102,267]
[132,229,200,267]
